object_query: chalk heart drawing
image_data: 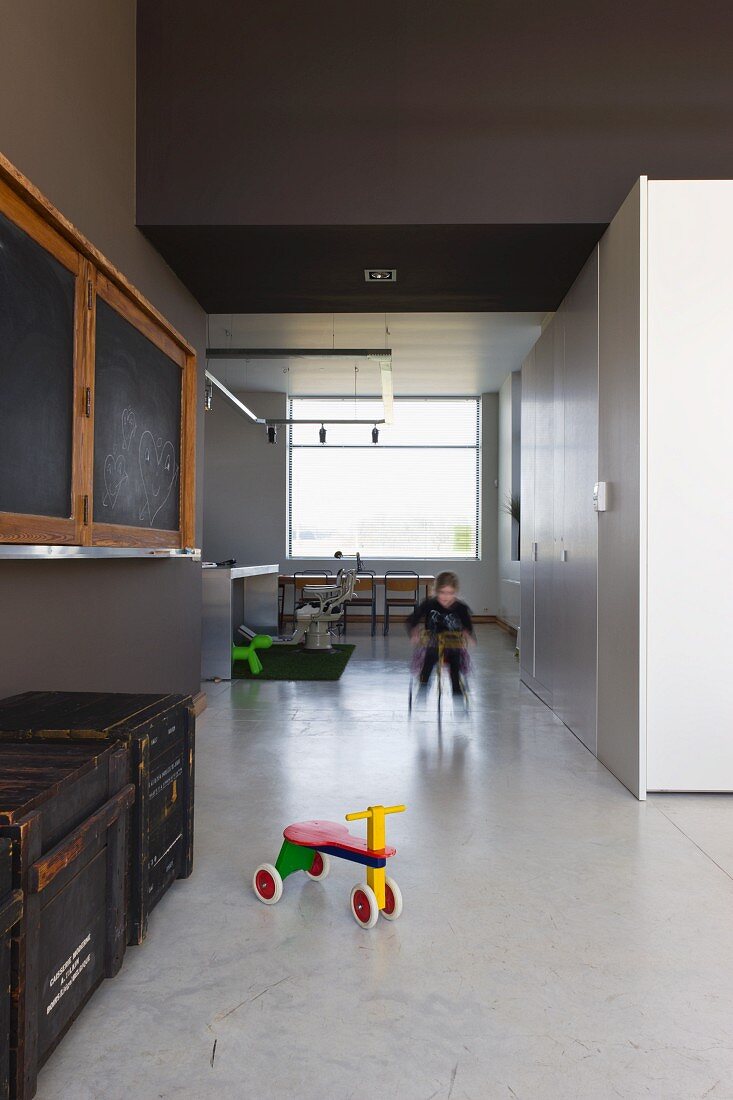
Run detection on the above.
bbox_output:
[121,406,137,451]
[139,430,178,525]
[102,454,128,509]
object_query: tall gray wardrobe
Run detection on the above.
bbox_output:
[520,248,599,754]
[521,177,733,798]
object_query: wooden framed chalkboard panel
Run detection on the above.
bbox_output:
[89,275,195,548]
[0,175,89,544]
[0,153,196,550]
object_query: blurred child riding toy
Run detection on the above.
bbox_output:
[406,571,475,711]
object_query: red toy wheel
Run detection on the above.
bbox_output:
[350,883,379,929]
[252,863,283,904]
[381,876,403,921]
[305,851,331,881]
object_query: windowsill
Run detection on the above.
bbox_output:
[287,557,482,563]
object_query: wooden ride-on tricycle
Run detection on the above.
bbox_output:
[253,804,406,929]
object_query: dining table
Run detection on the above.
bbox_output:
[278,572,435,625]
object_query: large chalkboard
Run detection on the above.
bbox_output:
[0,209,75,518]
[93,299,182,531]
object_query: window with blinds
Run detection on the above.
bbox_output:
[288,398,481,559]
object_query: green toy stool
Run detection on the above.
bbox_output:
[232,634,273,676]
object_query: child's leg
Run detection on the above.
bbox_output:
[419,645,439,685]
[445,649,463,694]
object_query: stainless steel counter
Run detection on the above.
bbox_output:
[201,564,279,680]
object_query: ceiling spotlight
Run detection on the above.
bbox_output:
[319,424,327,444]
[364,269,397,282]
[266,425,277,444]
[371,425,379,444]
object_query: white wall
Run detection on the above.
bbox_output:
[203,391,500,617]
[498,372,520,627]
[645,181,733,790]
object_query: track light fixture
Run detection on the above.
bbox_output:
[267,425,277,444]
[372,425,379,444]
[319,424,327,444]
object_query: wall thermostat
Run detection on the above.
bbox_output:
[593,482,608,512]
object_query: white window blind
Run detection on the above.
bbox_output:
[288,398,481,559]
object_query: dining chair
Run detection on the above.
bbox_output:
[342,571,376,636]
[383,570,420,635]
[278,581,286,633]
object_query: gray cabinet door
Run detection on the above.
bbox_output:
[519,249,600,753]
[519,348,536,680]
[552,304,569,720]
[532,325,555,702]
[557,249,599,751]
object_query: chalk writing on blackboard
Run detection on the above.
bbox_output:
[138,430,179,525]
[121,406,137,451]
[101,454,128,510]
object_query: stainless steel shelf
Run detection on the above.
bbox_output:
[0,546,201,561]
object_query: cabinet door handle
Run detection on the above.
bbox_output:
[532,541,538,562]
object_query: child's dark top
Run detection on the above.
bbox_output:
[405,598,475,638]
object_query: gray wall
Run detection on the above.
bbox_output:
[203,392,499,617]
[0,0,206,697]
[203,392,287,566]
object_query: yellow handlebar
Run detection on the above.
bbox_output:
[345,803,406,822]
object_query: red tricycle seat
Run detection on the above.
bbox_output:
[284,820,396,864]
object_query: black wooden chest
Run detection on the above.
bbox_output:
[0,693,195,945]
[0,740,133,1099]
[0,840,23,1100]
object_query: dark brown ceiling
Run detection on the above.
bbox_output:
[139,223,605,313]
[136,0,733,312]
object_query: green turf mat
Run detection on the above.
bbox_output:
[232,643,355,681]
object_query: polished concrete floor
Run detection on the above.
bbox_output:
[37,626,733,1099]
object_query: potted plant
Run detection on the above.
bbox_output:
[501,493,521,560]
